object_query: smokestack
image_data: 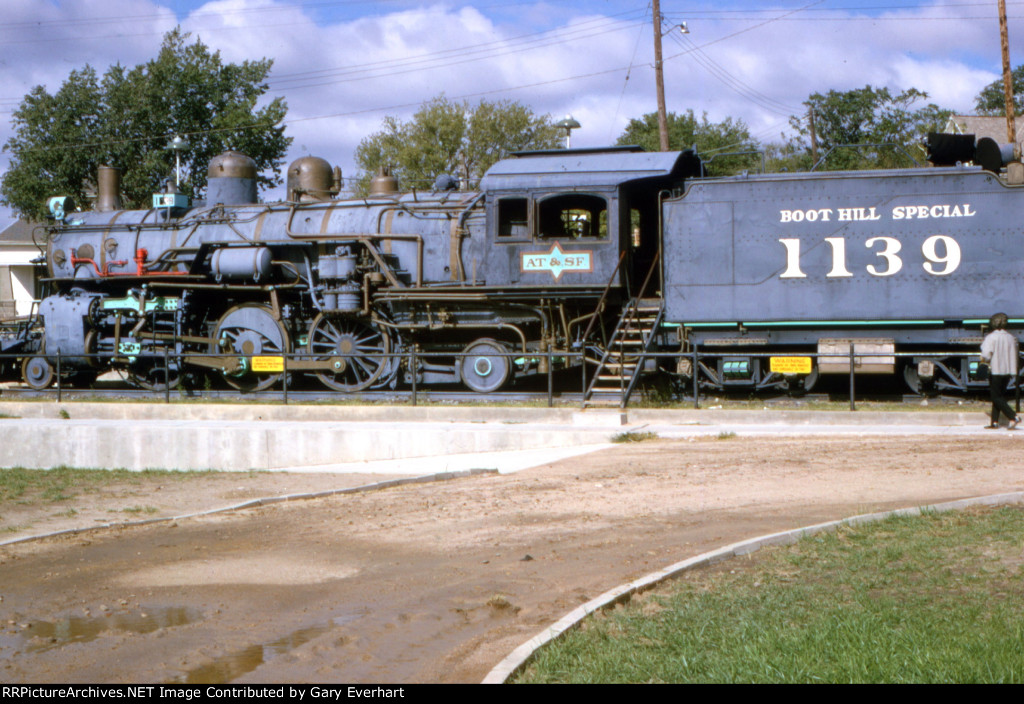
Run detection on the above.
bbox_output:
[96,166,123,212]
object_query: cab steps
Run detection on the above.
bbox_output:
[583,297,665,408]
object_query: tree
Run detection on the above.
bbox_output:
[615,110,760,176]
[789,86,950,171]
[975,66,1024,116]
[2,29,291,220]
[354,95,562,192]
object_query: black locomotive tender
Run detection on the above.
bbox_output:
[5,139,1022,398]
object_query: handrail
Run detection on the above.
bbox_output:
[621,302,666,407]
[582,251,663,407]
[575,251,627,347]
[810,143,922,171]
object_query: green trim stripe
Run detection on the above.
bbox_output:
[679,319,1024,328]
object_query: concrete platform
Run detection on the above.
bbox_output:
[0,401,1011,472]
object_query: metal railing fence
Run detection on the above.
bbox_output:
[0,345,1015,411]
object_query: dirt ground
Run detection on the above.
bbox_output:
[1,435,1022,684]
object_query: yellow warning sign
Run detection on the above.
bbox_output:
[252,356,284,373]
[770,356,813,375]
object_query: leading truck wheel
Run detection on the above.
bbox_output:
[460,339,511,393]
[212,304,290,392]
[22,356,54,389]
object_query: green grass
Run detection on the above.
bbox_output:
[611,431,660,443]
[0,466,213,506]
[516,506,1024,684]
[119,505,159,515]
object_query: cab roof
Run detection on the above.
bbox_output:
[480,146,701,192]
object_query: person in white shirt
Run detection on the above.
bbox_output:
[980,312,1021,429]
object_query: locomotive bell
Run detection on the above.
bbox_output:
[369,167,399,196]
[206,151,258,205]
[287,156,341,202]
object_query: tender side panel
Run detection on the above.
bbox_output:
[663,169,1024,324]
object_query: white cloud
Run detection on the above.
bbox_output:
[0,0,1018,224]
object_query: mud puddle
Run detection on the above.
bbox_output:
[174,614,359,683]
[1,606,203,655]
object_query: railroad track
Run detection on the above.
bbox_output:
[0,380,973,407]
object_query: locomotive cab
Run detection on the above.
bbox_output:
[480,146,701,295]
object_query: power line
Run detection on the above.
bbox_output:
[268,20,648,92]
[673,1,1024,18]
[608,3,652,143]
[652,2,823,121]
[266,10,647,90]
[7,60,641,155]
[0,1,401,31]
[0,1,977,154]
[0,9,647,104]
[665,31,801,117]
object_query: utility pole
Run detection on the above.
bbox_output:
[653,0,669,151]
[809,109,819,166]
[999,0,1017,145]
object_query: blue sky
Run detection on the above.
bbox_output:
[1,1,1020,222]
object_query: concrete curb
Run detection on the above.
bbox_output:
[0,467,496,548]
[0,402,1010,472]
[0,400,997,426]
[481,490,1024,684]
[0,418,616,471]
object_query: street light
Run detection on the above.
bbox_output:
[166,135,190,188]
[556,115,581,149]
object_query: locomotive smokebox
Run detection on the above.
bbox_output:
[96,166,123,212]
[206,151,258,205]
[287,156,341,202]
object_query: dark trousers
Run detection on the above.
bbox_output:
[989,374,1018,424]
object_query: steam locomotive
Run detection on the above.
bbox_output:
[6,138,1023,398]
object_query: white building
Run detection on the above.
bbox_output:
[0,219,43,319]
[943,115,1024,144]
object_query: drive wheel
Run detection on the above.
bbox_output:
[22,356,54,390]
[460,338,511,393]
[307,315,391,392]
[213,304,289,392]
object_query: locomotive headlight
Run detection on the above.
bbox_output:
[48,196,75,221]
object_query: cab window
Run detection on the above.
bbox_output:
[496,197,529,239]
[537,194,608,240]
